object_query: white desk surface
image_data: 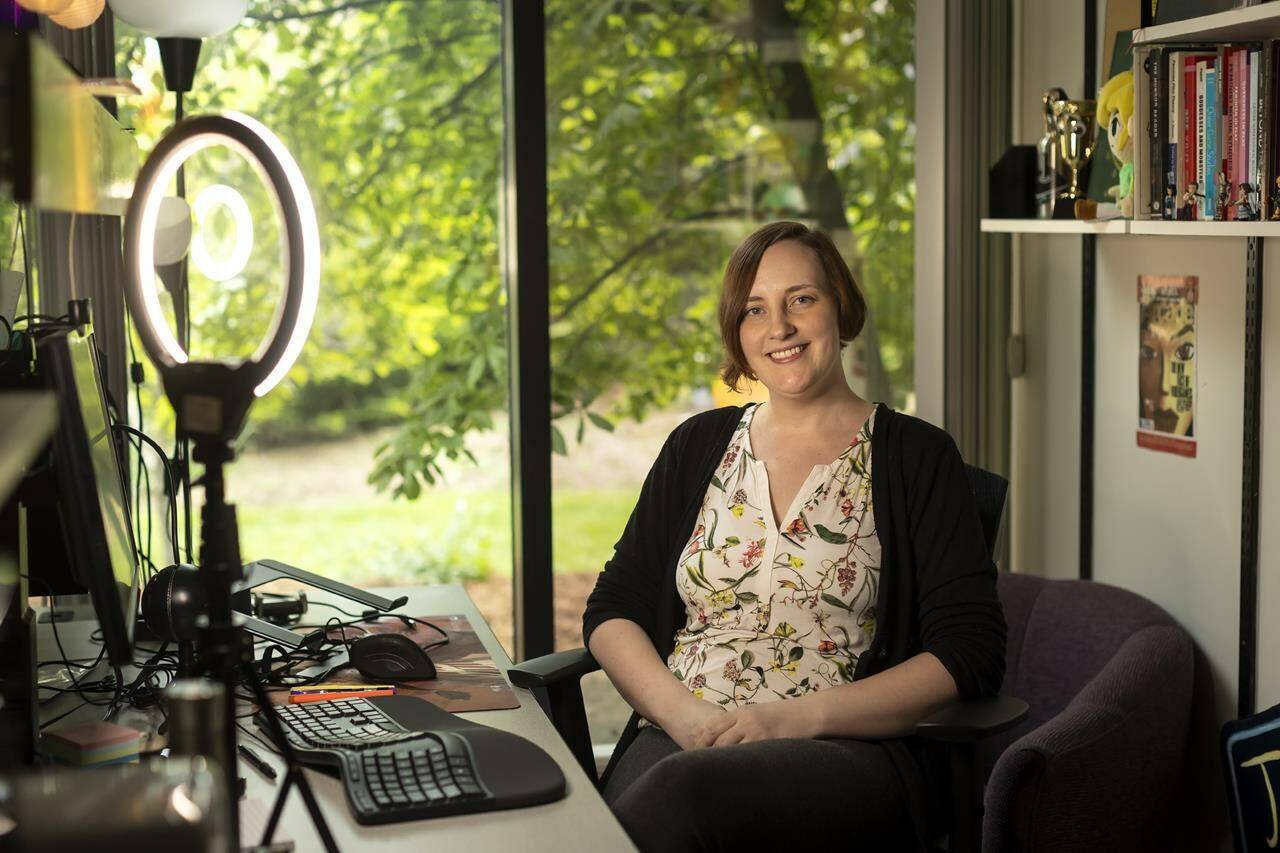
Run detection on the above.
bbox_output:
[37,583,636,853]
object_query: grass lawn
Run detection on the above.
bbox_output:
[232,487,637,587]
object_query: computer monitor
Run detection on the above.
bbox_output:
[37,329,139,666]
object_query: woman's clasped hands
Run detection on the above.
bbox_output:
[668,695,821,750]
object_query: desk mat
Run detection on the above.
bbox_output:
[267,613,520,713]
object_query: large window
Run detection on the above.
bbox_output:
[115,2,514,651]
[112,1,915,752]
[544,0,917,747]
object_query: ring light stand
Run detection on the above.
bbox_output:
[124,112,335,853]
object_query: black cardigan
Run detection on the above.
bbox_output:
[582,403,1007,842]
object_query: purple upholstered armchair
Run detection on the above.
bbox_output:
[976,573,1195,852]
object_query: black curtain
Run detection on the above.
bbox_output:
[943,0,1013,492]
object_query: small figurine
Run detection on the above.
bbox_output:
[1098,71,1135,217]
[1214,171,1231,221]
[1271,176,1280,221]
[1162,186,1176,220]
[1234,183,1259,221]
[1179,182,1204,221]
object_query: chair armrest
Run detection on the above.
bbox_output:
[914,695,1029,744]
[506,647,603,786]
[918,696,1029,853]
[507,647,600,690]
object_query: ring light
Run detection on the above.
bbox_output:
[190,183,253,283]
[120,112,338,853]
[124,112,319,402]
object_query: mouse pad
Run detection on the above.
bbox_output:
[268,613,521,713]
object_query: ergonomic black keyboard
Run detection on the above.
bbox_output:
[256,694,566,825]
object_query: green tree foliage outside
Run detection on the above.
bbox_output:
[114,0,914,577]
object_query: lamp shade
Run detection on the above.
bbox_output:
[48,0,103,28]
[107,0,247,37]
[153,196,193,266]
[15,0,73,13]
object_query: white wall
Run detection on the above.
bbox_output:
[1012,234,1083,581]
[1093,237,1244,722]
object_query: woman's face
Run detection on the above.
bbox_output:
[1139,300,1195,435]
[738,240,844,400]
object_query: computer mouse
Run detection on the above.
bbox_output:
[348,633,438,681]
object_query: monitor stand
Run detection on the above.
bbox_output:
[232,559,408,649]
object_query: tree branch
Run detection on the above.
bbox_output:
[551,206,744,324]
[549,152,743,324]
[322,29,489,97]
[251,0,500,22]
[343,55,500,199]
[247,0,395,23]
[422,54,500,127]
[552,227,676,324]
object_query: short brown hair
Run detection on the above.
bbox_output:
[718,221,867,391]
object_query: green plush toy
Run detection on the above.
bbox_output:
[1099,69,1135,217]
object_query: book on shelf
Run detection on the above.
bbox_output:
[1134,39,1277,221]
[1143,50,1163,216]
[1195,56,1212,217]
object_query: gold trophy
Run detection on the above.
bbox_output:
[1054,99,1098,219]
[1036,88,1070,219]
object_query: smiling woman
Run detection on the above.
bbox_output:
[719,221,868,405]
[582,219,1003,850]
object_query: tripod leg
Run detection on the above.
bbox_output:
[240,661,341,853]
[260,764,339,853]
[288,766,342,851]
[261,772,294,844]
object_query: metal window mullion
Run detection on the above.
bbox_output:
[1079,235,1095,581]
[1238,237,1263,717]
[1079,1,1097,582]
[501,0,554,663]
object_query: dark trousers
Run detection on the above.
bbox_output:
[602,727,916,852]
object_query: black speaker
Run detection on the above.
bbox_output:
[988,145,1037,219]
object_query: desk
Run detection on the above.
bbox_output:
[37,584,636,852]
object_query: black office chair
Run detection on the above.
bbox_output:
[509,464,1027,853]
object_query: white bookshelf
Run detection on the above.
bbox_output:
[987,7,1280,238]
[1124,3,1280,224]
[979,218,1128,234]
[1128,219,1280,236]
[1134,2,1280,46]
[980,218,1280,236]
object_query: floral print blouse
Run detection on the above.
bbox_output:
[652,403,880,717]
